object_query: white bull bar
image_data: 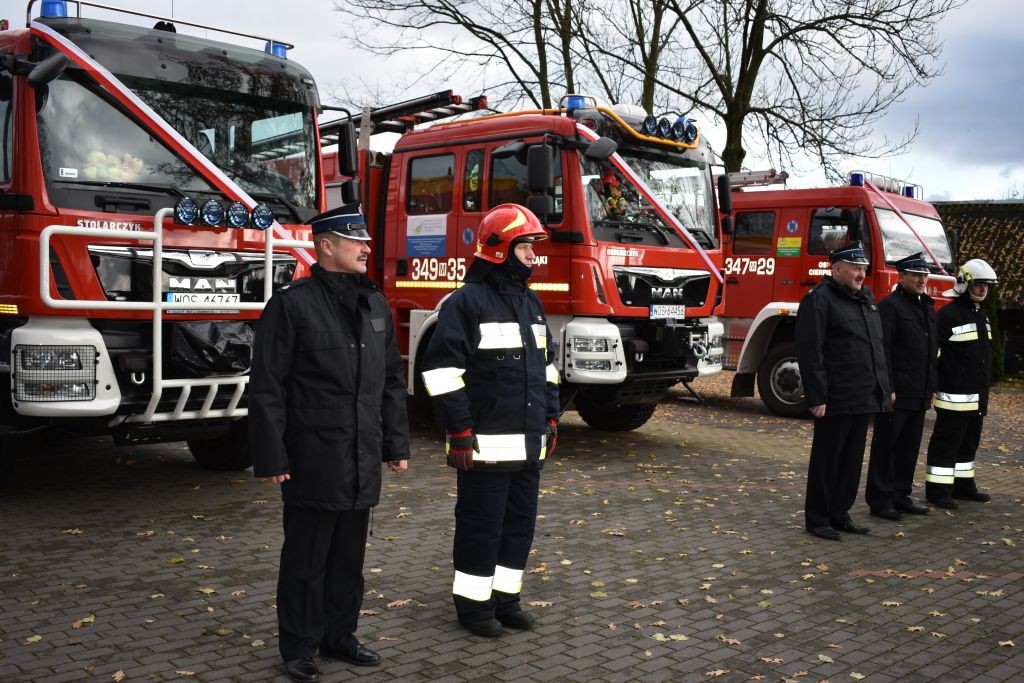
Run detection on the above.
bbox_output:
[38,207,312,424]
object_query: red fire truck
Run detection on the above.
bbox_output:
[1,1,329,468]
[718,170,956,416]
[320,93,730,431]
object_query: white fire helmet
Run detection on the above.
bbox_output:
[944,258,998,297]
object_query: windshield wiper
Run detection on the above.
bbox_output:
[246,191,316,224]
[64,180,189,198]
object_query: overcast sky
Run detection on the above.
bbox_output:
[30,0,1024,202]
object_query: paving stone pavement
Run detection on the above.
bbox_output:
[1,379,1021,682]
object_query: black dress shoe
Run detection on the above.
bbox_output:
[870,508,903,521]
[460,618,503,637]
[807,525,841,541]
[496,610,536,630]
[954,490,991,502]
[895,501,929,515]
[835,518,870,534]
[928,497,959,510]
[319,643,381,667]
[284,657,320,682]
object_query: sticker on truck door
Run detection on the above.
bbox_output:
[406,215,448,257]
[776,237,801,257]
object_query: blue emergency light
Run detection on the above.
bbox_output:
[904,186,916,199]
[565,95,587,112]
[850,172,865,187]
[41,1,68,17]
[200,199,225,227]
[227,201,250,228]
[264,41,288,59]
[174,197,199,225]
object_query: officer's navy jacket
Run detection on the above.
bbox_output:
[933,294,992,414]
[249,264,410,509]
[421,267,560,471]
[795,275,892,415]
[877,285,938,411]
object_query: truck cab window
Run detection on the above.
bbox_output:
[733,211,774,255]
[463,149,483,212]
[407,154,454,214]
[1,75,13,183]
[490,150,563,221]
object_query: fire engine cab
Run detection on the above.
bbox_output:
[718,170,956,416]
[1,1,327,468]
[321,93,729,431]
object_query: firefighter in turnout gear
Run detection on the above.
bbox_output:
[421,204,560,638]
[925,258,998,509]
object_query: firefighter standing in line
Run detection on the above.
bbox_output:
[796,244,892,541]
[421,204,560,637]
[864,252,937,520]
[249,202,410,682]
[925,258,998,508]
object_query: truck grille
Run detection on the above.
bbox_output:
[613,266,711,308]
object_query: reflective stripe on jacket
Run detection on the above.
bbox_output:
[422,268,559,470]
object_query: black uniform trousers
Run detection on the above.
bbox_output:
[453,467,539,624]
[926,409,983,501]
[805,414,870,531]
[277,505,369,661]
[866,408,927,511]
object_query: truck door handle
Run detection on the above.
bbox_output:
[726,277,739,285]
[799,279,816,286]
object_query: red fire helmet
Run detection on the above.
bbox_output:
[474,204,548,263]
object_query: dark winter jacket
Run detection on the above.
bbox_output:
[934,294,992,415]
[795,276,892,416]
[421,266,560,471]
[878,285,938,411]
[249,264,410,509]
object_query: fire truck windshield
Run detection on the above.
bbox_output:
[34,18,320,217]
[582,153,717,249]
[874,208,954,273]
[36,71,316,215]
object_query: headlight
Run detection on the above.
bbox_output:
[19,346,84,371]
[174,197,199,225]
[200,199,225,227]
[571,337,609,353]
[574,359,612,372]
[226,201,250,228]
[252,203,275,230]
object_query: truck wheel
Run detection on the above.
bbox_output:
[187,419,253,471]
[576,398,657,432]
[756,341,807,417]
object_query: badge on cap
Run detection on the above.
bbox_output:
[829,243,869,265]
[893,251,930,273]
[308,201,371,241]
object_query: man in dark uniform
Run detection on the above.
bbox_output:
[249,201,410,682]
[925,258,998,509]
[421,204,560,638]
[865,252,937,520]
[796,244,892,541]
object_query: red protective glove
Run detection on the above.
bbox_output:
[544,419,558,458]
[446,429,478,471]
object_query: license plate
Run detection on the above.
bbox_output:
[649,304,686,319]
[164,293,241,304]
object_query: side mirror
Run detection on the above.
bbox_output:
[583,136,617,161]
[337,121,359,177]
[527,144,554,193]
[721,214,733,236]
[717,173,732,214]
[27,53,69,88]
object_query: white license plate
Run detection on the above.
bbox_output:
[649,304,686,319]
[164,293,241,304]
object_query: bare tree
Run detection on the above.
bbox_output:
[648,0,965,176]
[332,0,963,177]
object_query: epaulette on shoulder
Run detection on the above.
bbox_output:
[278,278,310,293]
